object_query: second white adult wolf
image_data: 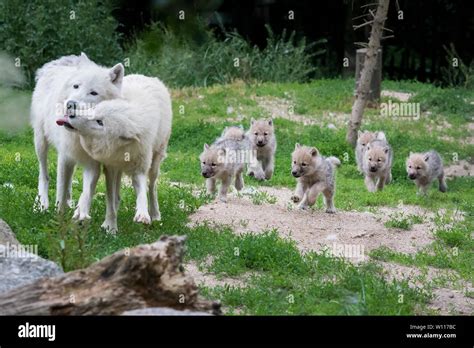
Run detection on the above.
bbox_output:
[65,74,172,231]
[31,53,124,218]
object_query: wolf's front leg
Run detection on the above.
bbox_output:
[364,175,376,192]
[264,157,274,180]
[101,166,120,233]
[132,173,151,224]
[206,177,216,195]
[305,182,324,207]
[34,128,50,211]
[247,161,265,180]
[55,156,75,212]
[376,175,386,191]
[291,181,305,203]
[218,175,232,202]
[73,162,100,221]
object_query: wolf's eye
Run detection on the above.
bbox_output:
[361,143,365,146]
[416,166,421,170]
[211,163,216,167]
[293,161,296,164]
[90,91,98,96]
[96,120,104,126]
[254,132,258,136]
[368,157,372,161]
[378,158,381,162]
[408,165,412,168]
[264,132,268,136]
[302,163,307,167]
[73,84,79,89]
[202,161,206,165]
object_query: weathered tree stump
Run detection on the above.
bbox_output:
[0,235,221,315]
[355,48,382,101]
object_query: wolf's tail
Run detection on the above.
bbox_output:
[327,156,341,168]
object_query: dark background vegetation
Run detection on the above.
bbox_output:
[0,0,472,88]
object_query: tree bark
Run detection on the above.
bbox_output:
[346,0,390,147]
[0,235,221,315]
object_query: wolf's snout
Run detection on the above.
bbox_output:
[408,173,417,180]
[292,170,300,177]
[66,100,78,118]
[370,166,377,172]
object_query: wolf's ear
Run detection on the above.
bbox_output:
[357,130,363,137]
[110,63,124,88]
[310,147,318,157]
[424,154,430,162]
[250,117,255,125]
[376,131,386,141]
[203,143,210,151]
[295,143,301,150]
[268,118,273,126]
[384,147,389,154]
[409,151,414,156]
[80,52,91,63]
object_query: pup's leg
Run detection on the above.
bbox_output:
[206,178,216,195]
[291,181,305,203]
[376,175,386,191]
[148,152,164,222]
[305,182,325,207]
[323,188,336,214]
[73,162,100,221]
[55,156,75,212]
[264,157,274,180]
[218,175,232,202]
[385,170,392,184]
[438,172,447,192]
[115,171,122,211]
[248,161,265,180]
[364,175,376,192]
[34,128,49,211]
[132,173,151,224]
[102,166,120,233]
[235,166,244,191]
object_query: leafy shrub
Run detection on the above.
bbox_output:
[0,0,123,87]
[125,22,325,87]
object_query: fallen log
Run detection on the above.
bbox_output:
[0,235,221,315]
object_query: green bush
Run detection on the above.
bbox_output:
[125,22,325,87]
[0,0,123,87]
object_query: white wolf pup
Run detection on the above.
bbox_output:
[362,138,393,192]
[64,74,172,232]
[31,53,124,218]
[290,144,341,213]
[247,118,276,180]
[406,150,447,194]
[356,130,386,173]
[200,126,251,202]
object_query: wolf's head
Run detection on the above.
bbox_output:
[357,130,385,149]
[199,144,226,178]
[291,143,321,178]
[58,53,124,130]
[249,118,274,147]
[365,144,390,173]
[406,152,429,180]
[65,99,139,146]
[221,125,245,141]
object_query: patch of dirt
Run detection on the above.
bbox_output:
[381,90,413,102]
[185,260,250,289]
[188,186,443,259]
[254,96,348,128]
[429,288,474,315]
[445,160,474,178]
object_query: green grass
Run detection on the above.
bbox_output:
[0,79,473,315]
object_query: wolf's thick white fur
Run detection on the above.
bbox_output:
[68,74,172,232]
[30,53,124,218]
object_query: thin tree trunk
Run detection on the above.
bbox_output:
[346,0,390,147]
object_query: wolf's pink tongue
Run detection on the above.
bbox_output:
[56,117,67,126]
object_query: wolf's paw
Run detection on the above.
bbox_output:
[67,199,75,209]
[134,211,151,224]
[325,207,336,214]
[218,195,227,203]
[101,220,118,235]
[150,211,162,222]
[297,204,309,210]
[33,195,49,212]
[247,171,254,177]
[291,195,301,203]
[73,208,91,221]
[253,172,266,180]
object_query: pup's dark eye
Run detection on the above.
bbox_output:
[73,84,79,89]
[211,163,216,167]
[254,132,258,136]
[378,158,382,162]
[96,120,104,126]
[408,165,412,168]
[369,157,372,161]
[361,143,365,146]
[293,161,296,164]
[264,132,268,136]
[416,166,421,170]
[302,163,307,167]
[90,91,98,96]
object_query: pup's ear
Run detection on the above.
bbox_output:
[110,63,124,88]
[295,143,301,150]
[357,130,363,137]
[384,147,389,154]
[203,143,210,151]
[424,154,430,162]
[268,118,273,126]
[409,151,414,156]
[310,147,319,157]
[376,131,386,141]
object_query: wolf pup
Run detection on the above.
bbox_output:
[200,126,251,202]
[247,118,276,180]
[356,130,386,173]
[362,138,393,192]
[290,143,341,213]
[406,150,447,194]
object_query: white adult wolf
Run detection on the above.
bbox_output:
[64,75,172,232]
[31,53,124,219]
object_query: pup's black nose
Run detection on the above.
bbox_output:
[370,167,377,172]
[66,100,78,118]
[408,174,416,180]
[292,171,299,177]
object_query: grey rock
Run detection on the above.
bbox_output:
[122,307,213,316]
[0,244,63,295]
[0,219,19,246]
